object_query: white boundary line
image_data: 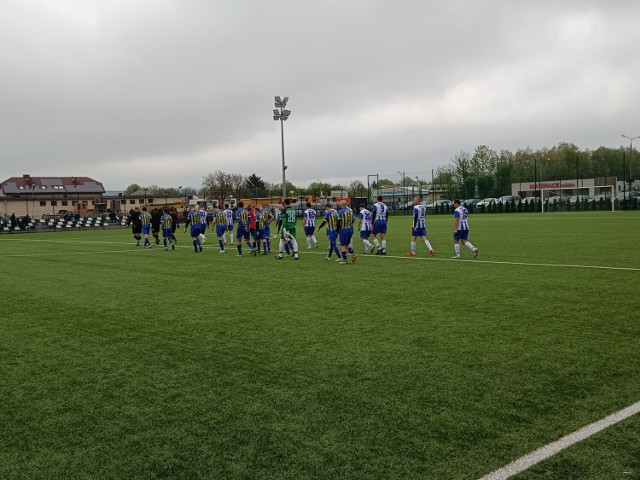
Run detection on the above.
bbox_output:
[479,400,640,480]
[300,251,640,272]
[1,249,143,258]
[1,238,639,272]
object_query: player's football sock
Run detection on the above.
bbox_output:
[245,240,253,251]
[425,239,433,251]
[219,239,225,250]
[454,244,461,256]
[284,244,290,254]
[373,239,380,249]
[381,240,387,250]
[193,239,199,252]
[290,238,299,251]
[464,241,476,251]
[266,238,271,251]
[153,234,159,243]
[163,239,167,248]
[410,241,416,252]
[306,238,312,248]
[311,235,318,246]
[237,245,242,255]
[348,246,354,254]
[230,234,234,243]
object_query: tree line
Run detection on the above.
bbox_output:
[432,142,635,199]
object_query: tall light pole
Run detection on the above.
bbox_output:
[273,96,291,199]
[622,134,639,193]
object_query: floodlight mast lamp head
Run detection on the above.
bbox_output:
[273,96,291,198]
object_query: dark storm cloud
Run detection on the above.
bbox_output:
[1,0,638,188]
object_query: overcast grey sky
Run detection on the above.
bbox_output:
[1,0,638,189]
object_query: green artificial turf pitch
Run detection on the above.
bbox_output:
[1,212,639,480]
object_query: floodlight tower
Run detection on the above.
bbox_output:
[273,96,291,199]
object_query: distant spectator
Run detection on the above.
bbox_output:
[10,213,16,228]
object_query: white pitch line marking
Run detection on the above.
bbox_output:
[300,251,640,272]
[1,249,143,258]
[2,238,639,272]
[479,400,640,480]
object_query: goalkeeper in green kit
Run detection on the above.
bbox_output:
[276,199,299,260]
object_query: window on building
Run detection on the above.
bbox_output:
[62,201,68,206]
[121,200,126,205]
[139,199,144,204]
[91,201,95,205]
[72,201,76,206]
[130,199,135,204]
[39,201,46,206]
[52,201,57,206]
[148,199,154,204]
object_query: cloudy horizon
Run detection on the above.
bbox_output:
[1,0,638,190]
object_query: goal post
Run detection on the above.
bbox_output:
[540,185,615,213]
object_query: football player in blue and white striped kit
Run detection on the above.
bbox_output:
[358,204,373,253]
[371,195,388,255]
[407,196,434,257]
[224,203,234,244]
[198,204,208,245]
[452,199,478,259]
[303,202,319,249]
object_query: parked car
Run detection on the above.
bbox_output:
[524,196,540,205]
[476,198,497,209]
[463,198,480,209]
[569,194,592,206]
[546,195,569,205]
[497,195,521,205]
[591,194,612,203]
[614,191,638,202]
[426,199,452,211]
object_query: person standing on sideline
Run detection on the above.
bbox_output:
[452,199,478,259]
[371,195,388,255]
[407,196,435,257]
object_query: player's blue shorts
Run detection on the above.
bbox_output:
[190,225,201,238]
[412,227,426,237]
[454,229,469,241]
[227,223,233,231]
[216,225,226,237]
[360,229,371,239]
[254,229,264,240]
[304,226,315,236]
[326,230,338,243]
[162,227,173,238]
[237,227,250,241]
[372,220,387,235]
[264,225,271,236]
[142,225,151,235]
[339,229,353,246]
